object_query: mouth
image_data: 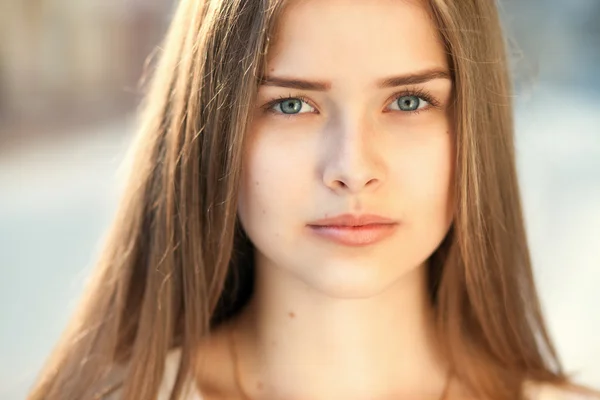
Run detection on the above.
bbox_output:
[307,214,399,246]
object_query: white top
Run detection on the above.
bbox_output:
[103,349,203,400]
[525,383,598,400]
[158,348,203,400]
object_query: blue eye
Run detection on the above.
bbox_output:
[390,95,429,112]
[271,98,315,115]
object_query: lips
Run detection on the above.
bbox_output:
[308,213,396,227]
[307,214,398,246]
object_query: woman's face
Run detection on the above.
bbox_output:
[238,0,454,298]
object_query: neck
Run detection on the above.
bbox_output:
[230,258,449,400]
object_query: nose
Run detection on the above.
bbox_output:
[321,116,385,194]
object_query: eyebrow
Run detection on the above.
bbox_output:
[259,68,451,91]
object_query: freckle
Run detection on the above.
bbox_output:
[255,181,259,186]
[262,209,266,215]
[257,382,264,391]
[270,340,277,347]
[288,312,295,319]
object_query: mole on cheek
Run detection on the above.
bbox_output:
[288,311,295,319]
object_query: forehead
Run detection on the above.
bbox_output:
[266,0,448,84]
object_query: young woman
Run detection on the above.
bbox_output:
[27,0,599,399]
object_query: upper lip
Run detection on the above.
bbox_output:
[308,213,397,227]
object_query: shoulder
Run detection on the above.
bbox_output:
[193,322,242,399]
[524,381,600,400]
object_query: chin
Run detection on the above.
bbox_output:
[295,257,416,299]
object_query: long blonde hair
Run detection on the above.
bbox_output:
[27,0,583,399]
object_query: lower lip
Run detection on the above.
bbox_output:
[308,224,398,246]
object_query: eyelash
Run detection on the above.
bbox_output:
[262,88,441,117]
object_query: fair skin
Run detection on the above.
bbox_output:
[197,0,456,399]
[191,1,589,400]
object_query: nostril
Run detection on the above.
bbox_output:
[335,180,349,189]
[322,162,385,193]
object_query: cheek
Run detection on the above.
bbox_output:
[394,131,454,223]
[238,143,271,226]
[237,129,313,231]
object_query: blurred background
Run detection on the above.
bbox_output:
[0,0,598,398]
